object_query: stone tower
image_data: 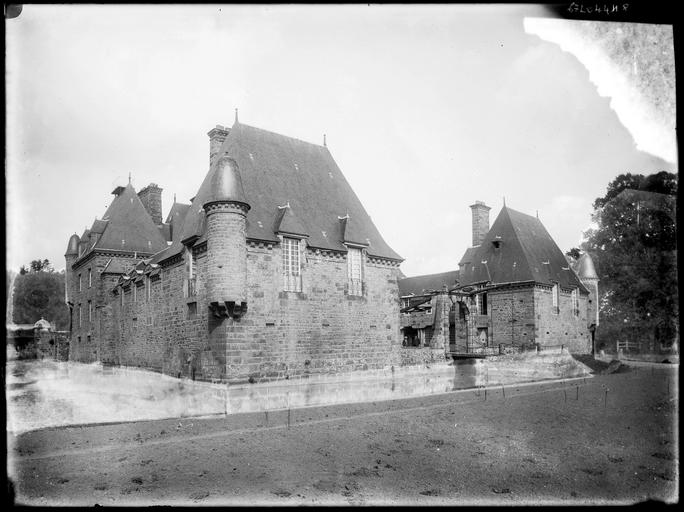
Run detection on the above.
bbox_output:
[203,155,251,319]
[574,252,599,354]
[64,234,80,305]
[575,252,599,327]
[64,233,80,334]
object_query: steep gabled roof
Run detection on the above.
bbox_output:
[165,121,401,262]
[88,183,168,256]
[165,202,191,226]
[398,270,460,297]
[460,207,587,292]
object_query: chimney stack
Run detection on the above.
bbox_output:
[138,183,163,226]
[208,125,230,166]
[470,200,491,247]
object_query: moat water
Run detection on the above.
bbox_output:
[6,353,590,434]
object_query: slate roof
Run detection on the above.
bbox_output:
[165,202,191,225]
[398,270,461,297]
[90,219,108,234]
[459,207,587,292]
[101,259,126,275]
[458,246,477,266]
[161,121,401,262]
[74,183,168,265]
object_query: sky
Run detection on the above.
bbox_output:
[5,5,677,277]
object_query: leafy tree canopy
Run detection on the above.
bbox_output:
[20,259,54,275]
[12,261,68,330]
[593,171,677,209]
[584,171,678,349]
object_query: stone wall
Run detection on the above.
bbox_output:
[399,347,446,366]
[453,285,591,354]
[89,242,403,383]
[68,253,139,363]
[488,287,536,346]
[36,331,69,361]
[534,285,591,353]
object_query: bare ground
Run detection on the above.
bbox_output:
[6,363,678,506]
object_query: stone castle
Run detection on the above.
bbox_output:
[398,201,598,358]
[65,119,597,381]
[65,120,405,382]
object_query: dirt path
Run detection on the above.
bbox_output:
[7,364,678,505]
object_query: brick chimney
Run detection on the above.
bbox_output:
[470,200,491,247]
[138,184,163,225]
[208,125,230,166]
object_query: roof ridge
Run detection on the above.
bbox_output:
[234,121,328,149]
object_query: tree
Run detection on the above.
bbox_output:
[12,265,69,330]
[583,171,678,351]
[20,259,54,275]
[565,247,581,260]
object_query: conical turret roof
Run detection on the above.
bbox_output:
[65,233,80,256]
[204,155,250,207]
[575,252,599,280]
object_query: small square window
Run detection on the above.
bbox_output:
[187,302,197,319]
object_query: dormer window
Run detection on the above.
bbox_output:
[282,237,302,292]
[347,247,364,296]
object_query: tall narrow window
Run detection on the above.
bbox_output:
[282,237,302,292]
[477,293,488,315]
[185,247,197,297]
[78,274,82,292]
[88,300,92,323]
[571,288,579,316]
[347,247,363,296]
[121,289,124,308]
[78,304,82,328]
[88,268,92,288]
[146,276,151,301]
[133,283,137,303]
[552,283,559,313]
